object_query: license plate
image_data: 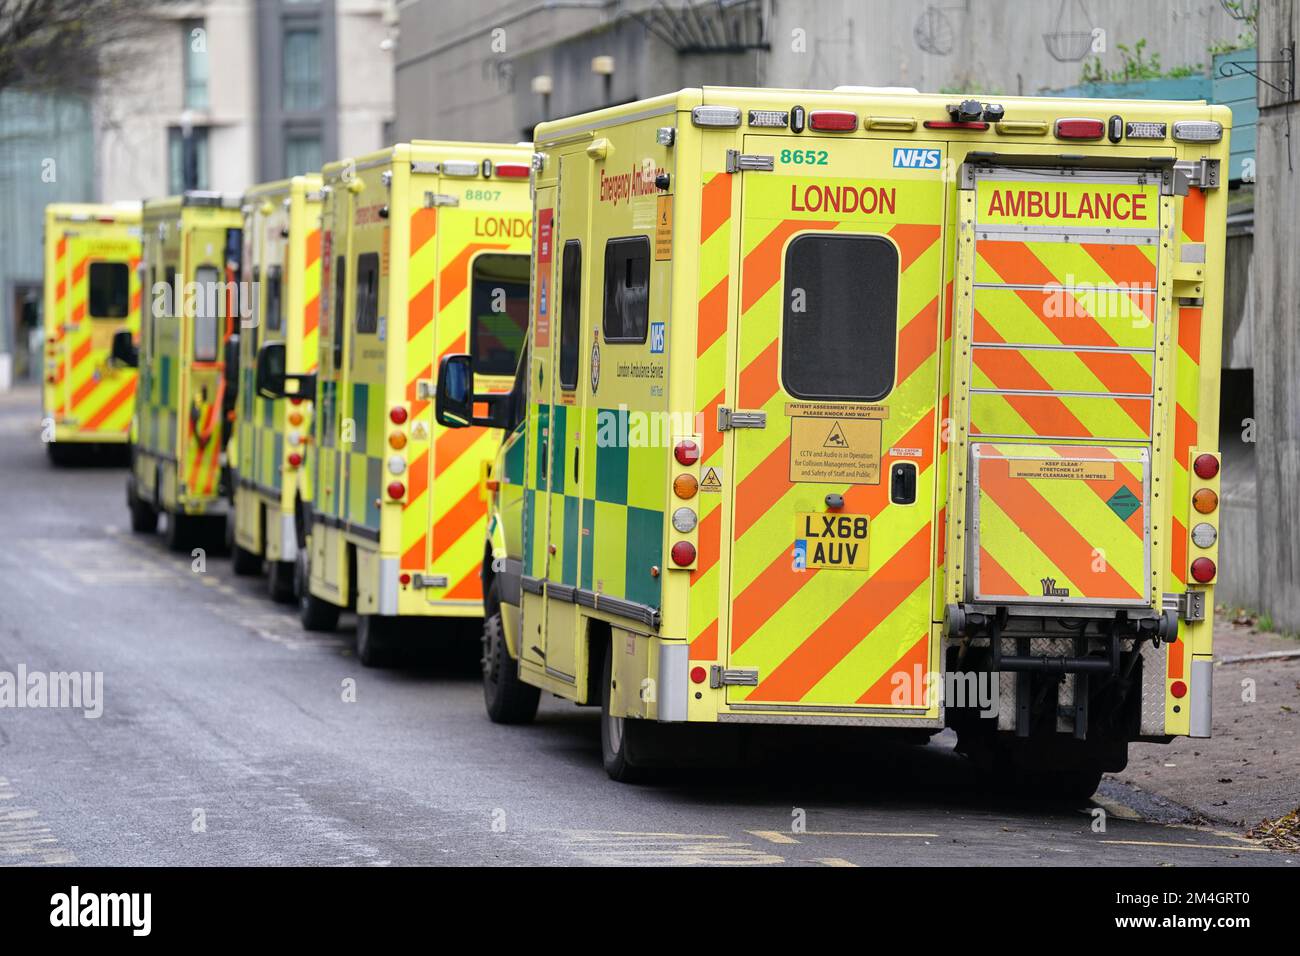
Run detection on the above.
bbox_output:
[793,512,869,570]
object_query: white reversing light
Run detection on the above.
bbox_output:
[1172,121,1223,143]
[691,106,741,128]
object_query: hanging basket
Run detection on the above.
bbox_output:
[1043,30,1094,62]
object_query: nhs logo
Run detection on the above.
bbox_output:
[892,147,942,170]
[649,321,665,354]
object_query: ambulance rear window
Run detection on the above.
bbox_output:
[355,252,379,334]
[602,236,650,343]
[193,265,220,362]
[88,262,129,319]
[782,234,898,402]
[469,253,529,376]
[265,265,283,333]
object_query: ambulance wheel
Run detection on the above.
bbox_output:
[164,511,192,552]
[267,560,295,603]
[231,542,262,576]
[355,614,395,668]
[481,580,539,725]
[127,482,158,534]
[300,588,340,632]
[47,442,77,467]
[293,545,308,600]
[600,646,659,783]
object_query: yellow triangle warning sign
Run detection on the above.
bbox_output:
[823,421,850,449]
[700,466,722,492]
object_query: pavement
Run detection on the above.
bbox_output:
[0,384,1294,866]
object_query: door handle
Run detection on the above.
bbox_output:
[573,446,580,484]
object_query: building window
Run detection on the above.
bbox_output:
[168,126,210,192]
[284,133,322,177]
[283,29,322,111]
[781,234,899,402]
[182,19,209,109]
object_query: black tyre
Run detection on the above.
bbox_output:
[231,541,262,576]
[599,643,661,782]
[298,550,340,632]
[46,442,77,466]
[127,481,158,534]
[356,614,396,668]
[267,560,295,603]
[164,511,192,552]
[481,580,540,725]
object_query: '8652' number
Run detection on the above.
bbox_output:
[780,149,828,165]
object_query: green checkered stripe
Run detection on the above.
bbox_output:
[523,403,665,609]
[235,365,283,493]
[341,381,384,531]
[142,355,177,457]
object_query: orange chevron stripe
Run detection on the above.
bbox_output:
[56,236,67,260]
[896,295,939,385]
[857,633,929,705]
[411,208,437,253]
[304,293,319,337]
[305,229,321,268]
[888,223,941,272]
[979,460,1140,599]
[971,315,1091,436]
[81,378,136,431]
[738,339,778,407]
[438,243,508,310]
[1178,307,1202,363]
[691,506,721,584]
[697,276,729,356]
[71,257,87,284]
[740,219,836,313]
[1081,242,1156,287]
[405,448,430,504]
[408,278,435,340]
[402,533,428,571]
[699,388,724,461]
[445,565,482,600]
[690,619,718,660]
[750,523,931,702]
[733,437,790,540]
[432,484,484,560]
[701,173,731,243]
[1174,404,1197,469]
[1171,516,1188,585]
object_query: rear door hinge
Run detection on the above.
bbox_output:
[726,149,775,174]
[710,665,759,688]
[717,406,766,431]
[423,192,459,208]
[1164,159,1221,194]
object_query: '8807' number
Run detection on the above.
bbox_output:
[779,149,828,166]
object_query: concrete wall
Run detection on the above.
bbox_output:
[394,0,1253,141]
[337,0,396,158]
[1252,0,1300,630]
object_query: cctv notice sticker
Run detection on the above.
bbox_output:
[786,403,885,485]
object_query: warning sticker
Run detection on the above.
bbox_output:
[785,402,888,420]
[1105,486,1141,521]
[700,466,722,492]
[793,512,870,571]
[655,195,673,261]
[790,417,881,485]
[1007,459,1115,481]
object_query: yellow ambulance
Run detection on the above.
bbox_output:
[437,88,1229,796]
[257,142,532,664]
[42,202,142,463]
[122,192,243,550]
[230,175,323,601]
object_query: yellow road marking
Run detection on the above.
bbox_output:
[816,857,858,867]
[748,830,799,844]
[1089,796,1142,822]
[1100,839,1271,852]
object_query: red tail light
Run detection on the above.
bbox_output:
[390,406,408,425]
[674,439,700,466]
[690,666,708,684]
[809,110,857,132]
[287,452,303,467]
[1193,454,1220,479]
[387,480,405,499]
[1170,680,1188,699]
[1190,557,1216,583]
[670,541,696,566]
[1055,118,1105,140]
[494,163,530,179]
[924,120,989,130]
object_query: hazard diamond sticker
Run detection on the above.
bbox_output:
[1105,486,1141,521]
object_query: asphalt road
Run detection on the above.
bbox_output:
[0,387,1290,867]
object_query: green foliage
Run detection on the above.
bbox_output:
[1077,38,1205,85]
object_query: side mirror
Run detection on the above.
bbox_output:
[436,353,507,429]
[223,334,240,392]
[110,329,138,368]
[255,340,287,399]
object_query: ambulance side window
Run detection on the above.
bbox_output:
[193,265,220,362]
[558,240,581,390]
[331,255,345,368]
[88,262,129,319]
[265,265,283,334]
[354,252,379,334]
[602,236,650,344]
[782,234,898,402]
